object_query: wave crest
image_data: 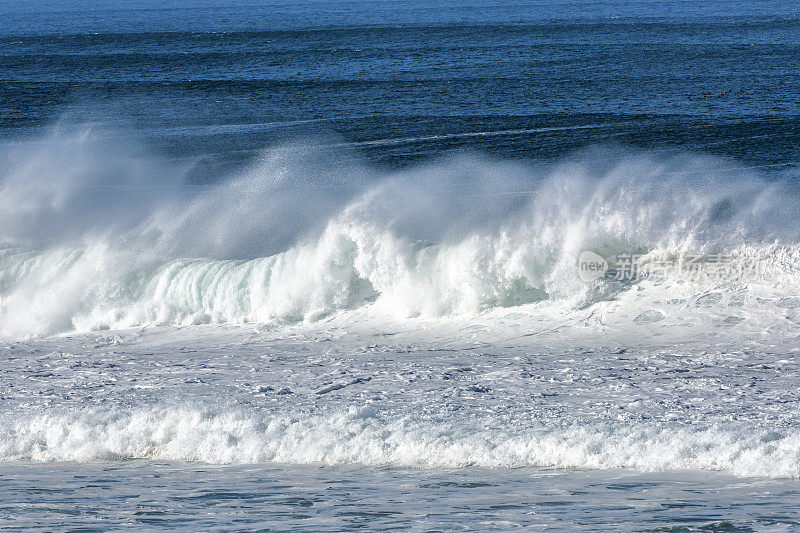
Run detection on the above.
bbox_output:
[4,406,799,478]
[2,128,800,337]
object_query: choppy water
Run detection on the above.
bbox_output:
[5,463,800,531]
[2,0,800,530]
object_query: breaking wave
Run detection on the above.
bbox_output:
[2,125,800,337]
[3,405,800,478]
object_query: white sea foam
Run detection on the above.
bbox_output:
[2,127,800,337]
[2,406,798,478]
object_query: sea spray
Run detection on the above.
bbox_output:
[2,128,799,337]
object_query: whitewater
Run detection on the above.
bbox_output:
[3,0,800,526]
[3,126,800,338]
[0,124,799,490]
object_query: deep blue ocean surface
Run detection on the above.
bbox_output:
[2,0,799,177]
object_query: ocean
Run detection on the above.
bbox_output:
[2,0,800,530]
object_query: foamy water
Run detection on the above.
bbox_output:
[3,131,800,532]
[3,130,800,339]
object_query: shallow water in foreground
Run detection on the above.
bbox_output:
[3,462,799,531]
[2,320,800,530]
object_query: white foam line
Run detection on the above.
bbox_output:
[331,124,607,148]
[3,406,800,478]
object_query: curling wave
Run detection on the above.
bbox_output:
[2,126,800,337]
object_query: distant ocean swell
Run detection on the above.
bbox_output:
[1,126,800,337]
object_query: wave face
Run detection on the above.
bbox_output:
[2,126,800,337]
[2,405,798,478]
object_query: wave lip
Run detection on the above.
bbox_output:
[3,129,800,337]
[3,406,799,478]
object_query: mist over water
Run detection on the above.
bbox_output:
[1,124,799,338]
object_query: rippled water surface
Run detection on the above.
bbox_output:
[4,462,800,531]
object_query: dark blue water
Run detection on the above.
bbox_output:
[1,0,798,180]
